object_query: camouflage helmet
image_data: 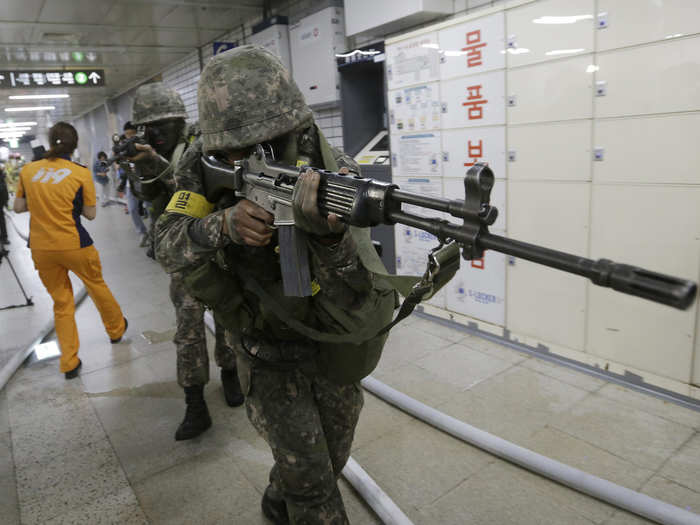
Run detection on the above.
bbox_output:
[198,44,313,153]
[132,82,188,125]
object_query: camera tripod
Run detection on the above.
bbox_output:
[0,247,34,311]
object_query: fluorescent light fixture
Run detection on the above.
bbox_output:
[545,48,585,56]
[5,106,55,112]
[586,64,599,73]
[0,121,37,127]
[335,49,381,58]
[33,341,61,361]
[9,94,70,100]
[500,48,531,55]
[665,33,684,39]
[420,43,440,49]
[533,14,593,24]
[1,127,31,132]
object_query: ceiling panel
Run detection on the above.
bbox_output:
[102,4,178,26]
[159,6,239,30]
[0,0,44,20]
[0,24,35,45]
[38,0,116,25]
[0,0,271,121]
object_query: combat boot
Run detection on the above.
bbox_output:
[174,385,212,441]
[261,485,289,525]
[221,369,244,407]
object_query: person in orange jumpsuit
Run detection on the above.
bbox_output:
[13,121,127,379]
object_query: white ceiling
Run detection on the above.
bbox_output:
[0,0,267,132]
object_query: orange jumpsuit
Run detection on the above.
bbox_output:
[17,157,125,373]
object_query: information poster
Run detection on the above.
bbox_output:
[390,132,442,177]
[394,177,445,308]
[438,12,505,80]
[386,32,441,89]
[388,82,441,133]
[445,245,506,326]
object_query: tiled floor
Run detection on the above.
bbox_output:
[1,205,699,524]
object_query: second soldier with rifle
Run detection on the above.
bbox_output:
[128,83,245,441]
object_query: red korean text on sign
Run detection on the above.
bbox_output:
[462,30,487,68]
[464,140,483,167]
[471,258,485,270]
[462,84,488,120]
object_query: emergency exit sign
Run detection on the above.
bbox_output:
[0,70,106,88]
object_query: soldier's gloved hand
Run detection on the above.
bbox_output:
[223,200,274,246]
[292,168,346,237]
[131,143,158,162]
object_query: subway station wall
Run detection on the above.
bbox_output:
[72,0,699,394]
[386,0,700,393]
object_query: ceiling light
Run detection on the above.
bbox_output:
[5,106,55,112]
[586,64,599,73]
[420,43,440,49]
[0,121,37,127]
[533,15,593,24]
[545,48,585,56]
[9,94,70,100]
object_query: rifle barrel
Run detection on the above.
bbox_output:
[388,211,696,310]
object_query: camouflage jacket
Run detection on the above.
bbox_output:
[155,133,375,340]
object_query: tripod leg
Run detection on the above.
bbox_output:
[2,252,33,307]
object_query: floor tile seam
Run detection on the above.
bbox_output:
[402,338,457,364]
[77,351,156,376]
[458,359,521,393]
[647,474,700,497]
[128,449,211,487]
[78,351,154,381]
[586,390,700,434]
[520,360,609,394]
[550,425,665,477]
[650,429,699,478]
[594,389,700,432]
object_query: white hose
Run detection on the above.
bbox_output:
[342,457,414,525]
[361,376,700,525]
[203,311,415,524]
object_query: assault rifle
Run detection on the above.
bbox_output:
[201,145,697,310]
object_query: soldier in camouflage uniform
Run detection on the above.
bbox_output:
[155,46,385,524]
[131,83,244,441]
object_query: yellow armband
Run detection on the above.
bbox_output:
[165,190,215,219]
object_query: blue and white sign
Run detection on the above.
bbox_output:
[213,42,238,55]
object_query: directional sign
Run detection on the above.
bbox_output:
[213,41,238,55]
[0,70,106,88]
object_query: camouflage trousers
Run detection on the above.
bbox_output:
[233,334,363,525]
[169,271,237,387]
